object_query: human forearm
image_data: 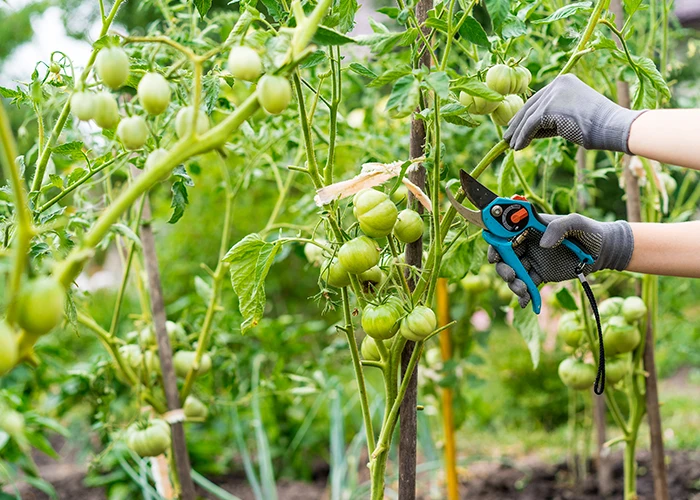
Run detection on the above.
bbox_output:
[626,221,700,278]
[628,110,700,171]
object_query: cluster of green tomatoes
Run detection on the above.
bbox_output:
[69,43,292,157]
[304,186,439,360]
[460,62,531,126]
[557,295,648,390]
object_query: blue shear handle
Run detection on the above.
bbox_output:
[482,231,542,314]
[527,212,595,266]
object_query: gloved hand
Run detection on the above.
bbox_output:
[490,213,634,308]
[504,74,646,153]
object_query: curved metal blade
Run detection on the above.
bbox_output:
[460,169,497,210]
[445,186,486,229]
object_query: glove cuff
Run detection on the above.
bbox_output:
[595,220,634,272]
[595,108,647,154]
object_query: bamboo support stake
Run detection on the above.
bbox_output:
[437,278,458,499]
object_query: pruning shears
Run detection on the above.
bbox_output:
[446,169,595,314]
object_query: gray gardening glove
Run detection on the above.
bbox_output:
[489,213,634,308]
[504,74,646,153]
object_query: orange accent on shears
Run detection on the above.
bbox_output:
[512,194,528,201]
[511,207,529,223]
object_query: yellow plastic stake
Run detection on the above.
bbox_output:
[437,278,459,499]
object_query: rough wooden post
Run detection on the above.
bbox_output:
[140,197,196,500]
[610,1,669,498]
[399,0,432,497]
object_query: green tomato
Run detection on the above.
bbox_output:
[145,148,171,181]
[138,72,171,115]
[605,355,629,385]
[96,46,130,90]
[139,321,184,346]
[184,396,209,420]
[338,236,380,274]
[598,297,624,322]
[491,94,524,126]
[400,305,437,342]
[175,107,210,138]
[304,241,327,267]
[558,358,596,390]
[320,258,351,288]
[0,322,18,376]
[173,351,212,378]
[257,75,292,115]
[49,62,60,74]
[460,273,490,294]
[127,421,171,457]
[362,303,402,340]
[485,64,518,95]
[358,266,386,287]
[603,316,641,355]
[390,184,409,204]
[119,345,143,370]
[17,277,65,336]
[70,91,95,121]
[353,189,398,238]
[92,92,120,129]
[459,91,500,115]
[558,318,584,348]
[228,46,263,82]
[512,65,532,94]
[117,116,148,150]
[394,209,423,243]
[360,336,382,361]
[0,409,25,436]
[622,296,647,324]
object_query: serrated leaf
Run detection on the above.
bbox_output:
[300,50,326,69]
[260,0,284,21]
[485,0,510,32]
[312,26,355,46]
[556,288,579,311]
[452,78,504,101]
[223,234,282,334]
[633,55,670,98]
[443,114,480,127]
[93,35,120,50]
[512,306,542,368]
[67,168,86,186]
[624,0,643,17]
[193,0,213,18]
[498,151,517,196]
[168,180,189,224]
[501,15,526,39]
[368,66,411,87]
[424,71,450,99]
[440,235,485,281]
[356,27,417,55]
[49,174,63,189]
[533,1,591,24]
[52,141,85,159]
[459,17,491,49]
[386,75,420,118]
[348,62,377,79]
[337,0,359,33]
[202,73,220,115]
[376,7,400,19]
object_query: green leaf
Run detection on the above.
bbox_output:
[452,78,504,101]
[533,1,591,24]
[356,27,417,55]
[202,72,220,115]
[623,0,643,17]
[112,224,142,248]
[93,35,120,50]
[443,114,480,127]
[440,235,485,281]
[498,151,517,197]
[368,66,412,87]
[485,0,510,32]
[311,26,355,46]
[376,6,400,19]
[194,275,213,303]
[52,141,85,159]
[0,86,27,105]
[168,180,189,224]
[337,0,359,33]
[300,50,327,69]
[633,55,670,99]
[555,288,579,311]
[512,306,543,368]
[193,0,213,18]
[349,62,378,79]
[224,234,282,334]
[458,17,490,49]
[49,174,63,189]
[386,75,420,118]
[67,168,86,187]
[425,17,448,33]
[260,0,284,22]
[424,71,450,99]
[501,15,526,39]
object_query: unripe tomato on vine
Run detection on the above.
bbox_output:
[71,91,95,121]
[175,107,210,138]
[17,277,66,337]
[117,116,149,150]
[400,306,437,342]
[491,95,524,126]
[138,72,171,115]
[558,358,596,390]
[96,46,130,90]
[394,209,423,243]
[257,75,292,115]
[485,64,518,95]
[173,351,212,378]
[338,236,380,274]
[0,322,18,375]
[362,303,402,340]
[353,189,398,238]
[459,91,500,115]
[227,46,263,82]
[92,92,120,129]
[320,258,351,288]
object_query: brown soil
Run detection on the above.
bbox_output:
[11,450,700,499]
